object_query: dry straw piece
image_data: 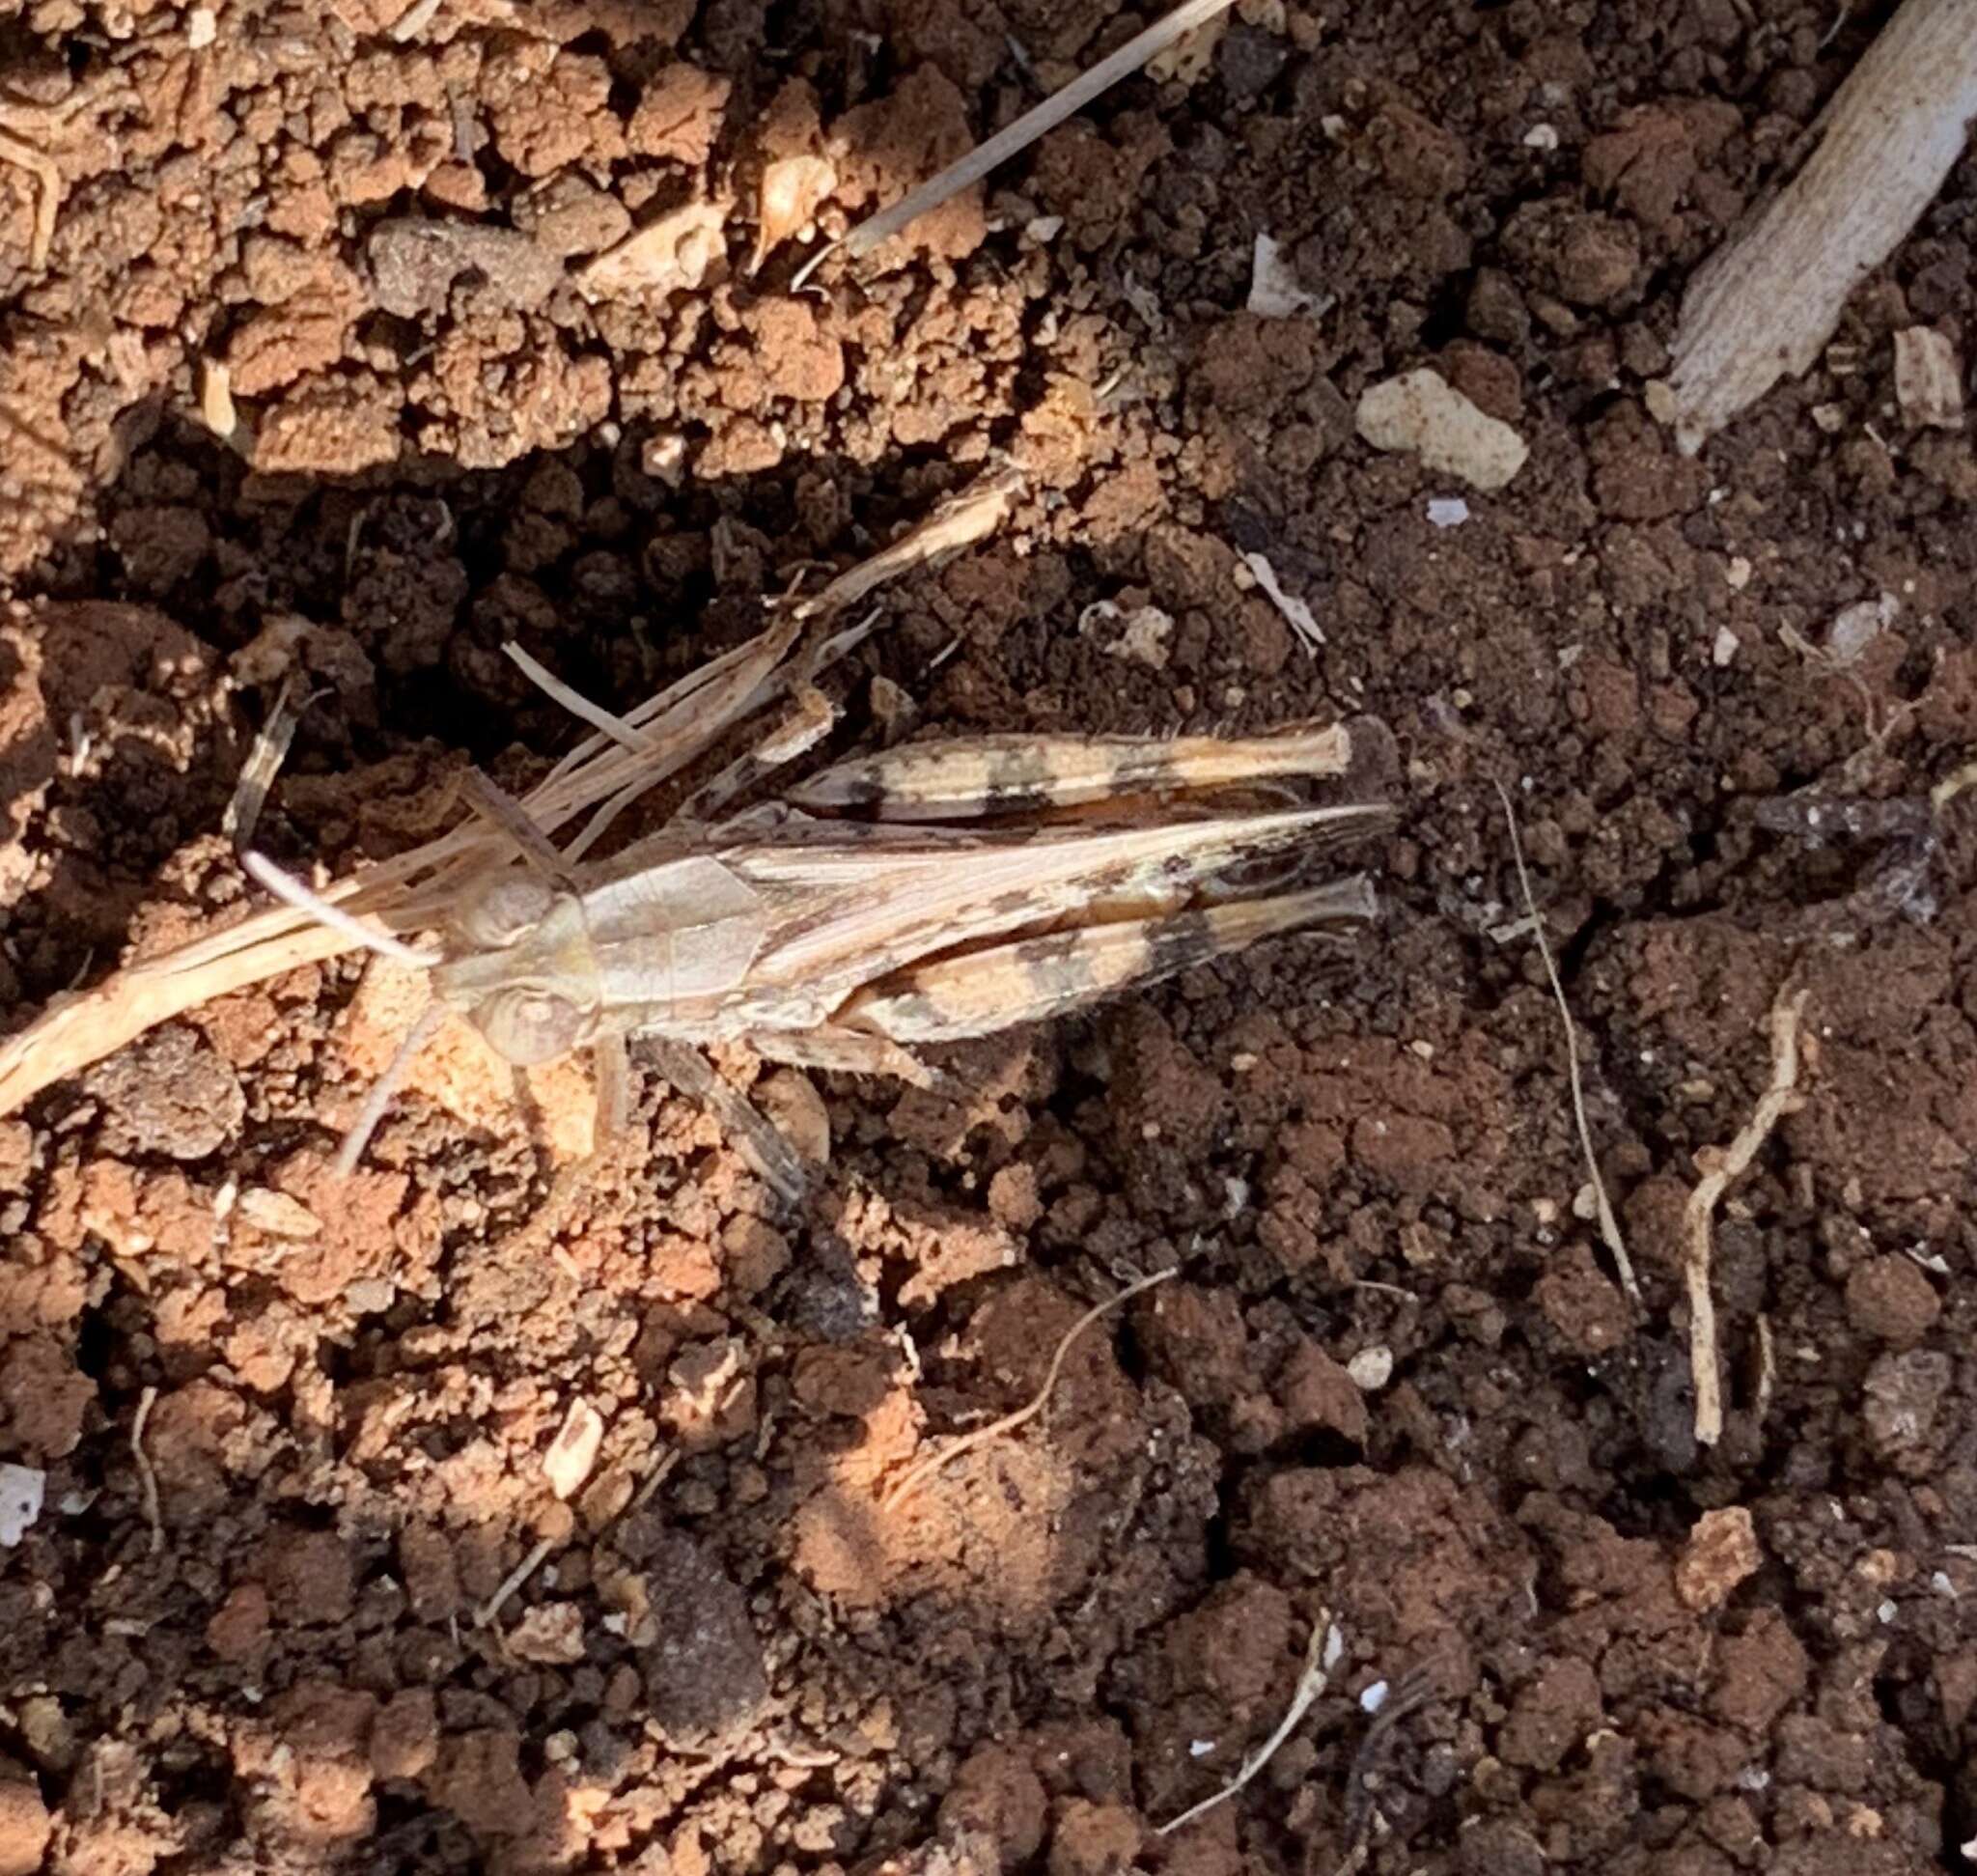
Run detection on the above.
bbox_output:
[796,0,1240,284]
[1492,783,1641,1307]
[1657,0,1977,451]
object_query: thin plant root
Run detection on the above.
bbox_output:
[797,0,1238,283]
[130,1386,162,1555]
[1685,987,1810,1447]
[1493,783,1641,1306]
[883,1267,1177,1509]
[1156,1610,1342,1836]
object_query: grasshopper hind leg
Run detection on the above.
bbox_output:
[639,1037,811,1207]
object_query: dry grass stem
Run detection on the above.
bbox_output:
[221,675,303,851]
[1685,988,1809,1447]
[130,1386,162,1554]
[799,0,1239,282]
[1156,1610,1341,1836]
[1657,0,1977,450]
[474,1532,556,1629]
[1492,783,1641,1307]
[0,467,1021,1122]
[884,1267,1177,1509]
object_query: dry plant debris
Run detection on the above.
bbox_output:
[804,0,1240,280]
[129,1386,162,1555]
[884,1267,1177,1508]
[1655,0,1977,450]
[1684,988,1810,1447]
[1493,783,1642,1306]
[1156,1610,1343,1835]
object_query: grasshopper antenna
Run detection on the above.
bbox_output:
[240,852,444,968]
[332,1000,445,1178]
[239,853,448,1177]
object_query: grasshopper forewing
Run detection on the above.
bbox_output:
[264,711,1392,1200]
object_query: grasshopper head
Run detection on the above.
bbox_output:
[432,869,601,1067]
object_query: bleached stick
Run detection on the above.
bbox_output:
[1658,0,1977,452]
[797,0,1239,282]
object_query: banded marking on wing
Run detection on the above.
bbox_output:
[841,876,1380,1043]
[788,722,1354,821]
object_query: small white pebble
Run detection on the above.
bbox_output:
[0,1466,46,1547]
[1426,496,1470,528]
[1359,1679,1390,1715]
[1348,1347,1394,1391]
[1189,1739,1216,1758]
[1933,1571,1957,1598]
[1523,124,1559,150]
[1712,625,1740,667]
[1725,554,1752,590]
[187,5,216,46]
[1323,1623,1347,1671]
[1878,1598,1899,1625]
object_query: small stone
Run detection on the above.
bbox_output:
[186,7,216,47]
[578,201,726,301]
[1426,496,1470,527]
[543,1398,605,1500]
[1826,593,1898,667]
[1248,233,1329,320]
[1217,21,1288,98]
[1712,626,1740,667]
[1347,1346,1394,1390]
[0,1465,44,1546]
[0,1779,51,1876]
[84,1024,244,1160]
[1357,370,1528,490]
[344,1277,396,1314]
[1863,1349,1954,1473]
[1893,325,1963,430]
[1675,1506,1762,1612]
[1846,1254,1942,1348]
[507,1601,587,1664]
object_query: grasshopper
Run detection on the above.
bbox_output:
[0,470,1389,1200]
[250,711,1390,1200]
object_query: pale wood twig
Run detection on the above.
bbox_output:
[1658,0,1977,451]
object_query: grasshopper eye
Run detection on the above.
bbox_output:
[474,990,586,1065]
[458,874,554,947]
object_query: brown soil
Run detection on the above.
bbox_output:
[3,3,1977,1874]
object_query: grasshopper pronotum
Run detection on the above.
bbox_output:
[0,471,1391,1199]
